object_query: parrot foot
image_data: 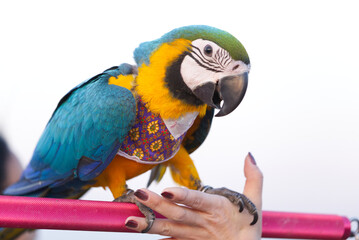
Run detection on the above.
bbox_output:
[113,189,155,233]
[200,186,258,225]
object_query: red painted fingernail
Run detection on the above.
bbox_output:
[161,191,174,200]
[125,220,138,228]
[134,189,148,201]
[248,152,257,165]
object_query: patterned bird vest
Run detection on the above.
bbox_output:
[117,98,198,164]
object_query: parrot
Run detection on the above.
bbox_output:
[0,25,256,239]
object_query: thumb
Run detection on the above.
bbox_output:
[243,152,263,209]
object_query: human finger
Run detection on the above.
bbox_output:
[159,187,226,213]
[125,216,198,238]
[133,188,205,226]
[243,152,263,207]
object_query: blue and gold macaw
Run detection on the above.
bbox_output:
[1,25,256,238]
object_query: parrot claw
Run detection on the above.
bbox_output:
[113,189,156,233]
[140,216,155,233]
[200,186,258,226]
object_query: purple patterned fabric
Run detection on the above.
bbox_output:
[117,98,186,164]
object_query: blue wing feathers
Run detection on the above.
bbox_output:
[4,64,137,196]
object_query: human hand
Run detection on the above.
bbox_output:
[125,152,263,240]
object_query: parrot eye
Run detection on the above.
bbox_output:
[204,44,213,57]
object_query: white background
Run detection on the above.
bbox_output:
[1,0,358,239]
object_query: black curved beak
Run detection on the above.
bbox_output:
[193,72,248,117]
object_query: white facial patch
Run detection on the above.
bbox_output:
[180,39,249,91]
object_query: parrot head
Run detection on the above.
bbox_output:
[134,25,250,117]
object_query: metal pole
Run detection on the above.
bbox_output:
[0,196,352,239]
[262,211,351,239]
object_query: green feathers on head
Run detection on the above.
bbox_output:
[134,25,249,66]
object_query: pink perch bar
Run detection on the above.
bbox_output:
[0,195,352,239]
[262,211,351,239]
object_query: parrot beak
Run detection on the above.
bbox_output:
[193,72,248,117]
[215,72,248,117]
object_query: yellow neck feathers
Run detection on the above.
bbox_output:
[135,39,207,119]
